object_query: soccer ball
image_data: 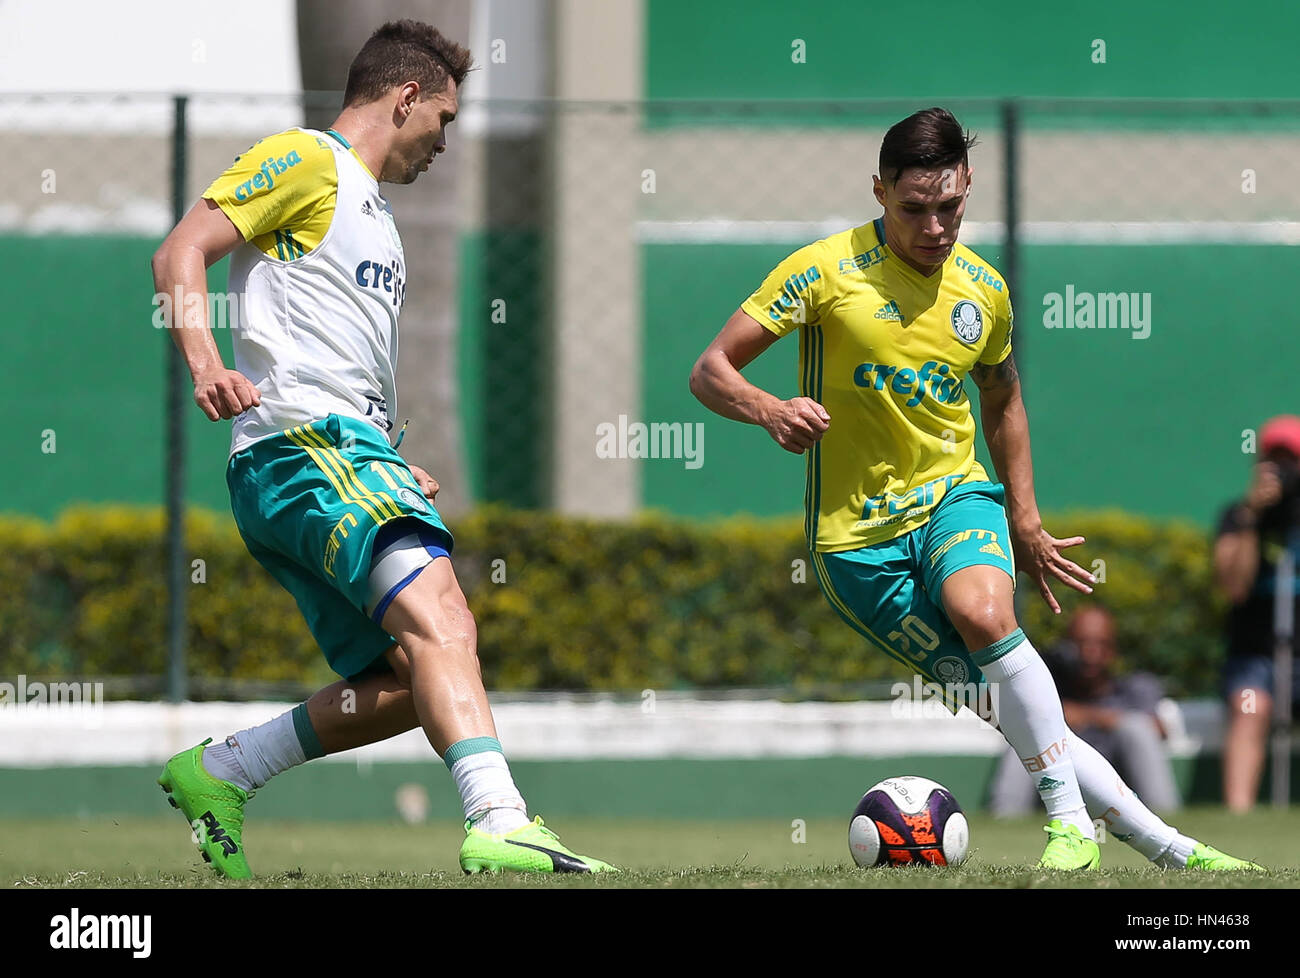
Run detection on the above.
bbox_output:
[848,775,969,867]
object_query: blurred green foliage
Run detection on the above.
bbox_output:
[0,505,1227,696]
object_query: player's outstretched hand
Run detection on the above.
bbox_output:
[762,397,830,454]
[193,367,261,421]
[408,464,440,501]
[1012,525,1096,615]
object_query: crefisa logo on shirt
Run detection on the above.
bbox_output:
[950,300,983,344]
[231,150,304,201]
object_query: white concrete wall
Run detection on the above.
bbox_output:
[0,696,1217,765]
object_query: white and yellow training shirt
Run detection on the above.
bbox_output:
[203,127,407,456]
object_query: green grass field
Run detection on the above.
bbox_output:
[3,807,1294,888]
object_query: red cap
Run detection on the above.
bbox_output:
[1260,415,1300,459]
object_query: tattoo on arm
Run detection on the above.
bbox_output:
[970,352,1020,392]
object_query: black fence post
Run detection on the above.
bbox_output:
[1000,98,1020,353]
[1001,98,1023,630]
[166,94,189,703]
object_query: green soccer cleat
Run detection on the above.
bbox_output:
[157,738,254,880]
[459,815,619,875]
[1036,819,1101,871]
[1185,842,1265,872]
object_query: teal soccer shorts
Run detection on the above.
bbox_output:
[811,479,1016,711]
[227,414,454,681]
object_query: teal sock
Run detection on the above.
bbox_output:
[291,702,326,760]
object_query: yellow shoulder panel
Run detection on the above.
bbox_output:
[741,235,840,337]
[203,129,337,260]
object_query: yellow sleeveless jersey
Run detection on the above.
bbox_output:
[741,218,1014,553]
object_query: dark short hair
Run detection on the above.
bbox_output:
[343,20,473,107]
[878,107,978,186]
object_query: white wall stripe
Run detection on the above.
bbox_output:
[636,219,1300,246]
[0,697,1217,766]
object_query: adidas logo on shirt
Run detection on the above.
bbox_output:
[875,301,903,321]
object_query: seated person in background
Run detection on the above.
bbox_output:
[988,604,1181,816]
[1213,414,1300,813]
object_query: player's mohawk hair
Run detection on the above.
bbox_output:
[344,19,473,106]
[878,107,978,185]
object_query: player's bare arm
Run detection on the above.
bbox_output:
[689,307,830,454]
[971,351,1094,614]
[151,198,262,421]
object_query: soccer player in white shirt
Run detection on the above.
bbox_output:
[152,19,614,877]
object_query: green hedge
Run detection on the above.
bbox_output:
[0,505,1228,696]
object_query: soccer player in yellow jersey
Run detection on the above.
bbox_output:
[691,108,1259,872]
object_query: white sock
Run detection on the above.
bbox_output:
[1066,733,1187,864]
[201,738,255,791]
[446,738,529,834]
[201,708,309,791]
[977,629,1093,838]
[1153,834,1198,869]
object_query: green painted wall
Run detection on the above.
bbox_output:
[641,243,805,518]
[5,233,1285,532]
[647,0,1300,101]
[4,232,547,520]
[1017,244,1286,528]
[3,236,236,521]
[458,229,549,508]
